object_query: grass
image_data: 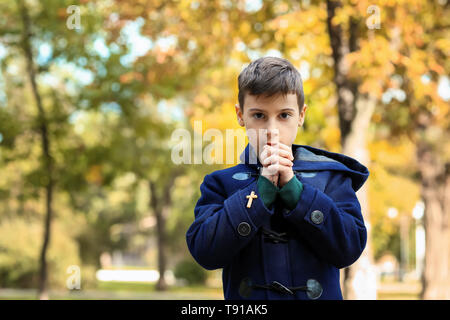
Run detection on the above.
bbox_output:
[0,279,420,300]
[376,279,421,300]
[0,281,224,300]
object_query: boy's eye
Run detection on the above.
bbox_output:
[253,113,265,119]
[280,113,291,119]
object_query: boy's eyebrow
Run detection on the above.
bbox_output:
[248,107,296,112]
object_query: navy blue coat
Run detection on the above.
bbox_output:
[186,143,369,300]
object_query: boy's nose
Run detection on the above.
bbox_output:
[266,128,279,145]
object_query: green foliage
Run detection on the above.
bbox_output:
[174,258,207,286]
[0,108,21,149]
[0,217,80,289]
[78,264,98,290]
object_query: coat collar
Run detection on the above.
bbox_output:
[238,143,369,192]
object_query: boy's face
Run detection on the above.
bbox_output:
[235,92,307,159]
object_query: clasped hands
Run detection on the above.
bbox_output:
[259,141,294,188]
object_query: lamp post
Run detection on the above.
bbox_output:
[412,201,425,280]
[399,214,409,282]
[387,207,402,281]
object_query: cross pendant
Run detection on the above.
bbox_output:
[246,191,258,208]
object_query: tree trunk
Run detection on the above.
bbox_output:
[155,204,168,291]
[326,0,357,141]
[149,180,167,291]
[341,96,377,299]
[417,140,450,299]
[148,167,184,291]
[149,172,181,291]
[326,0,377,299]
[18,0,54,300]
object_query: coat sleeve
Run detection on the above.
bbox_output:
[186,173,274,270]
[282,172,367,269]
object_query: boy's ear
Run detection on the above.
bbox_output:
[235,103,245,127]
[298,104,307,127]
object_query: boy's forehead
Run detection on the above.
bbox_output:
[245,92,298,108]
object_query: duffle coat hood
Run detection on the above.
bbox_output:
[186,143,370,300]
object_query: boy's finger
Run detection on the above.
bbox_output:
[263,155,293,167]
[275,142,293,153]
[276,156,293,167]
[262,154,275,166]
[259,148,268,160]
[266,145,294,160]
[261,145,276,159]
[260,147,274,163]
[266,161,292,174]
[263,164,279,175]
[274,144,294,159]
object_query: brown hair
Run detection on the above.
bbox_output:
[238,56,305,112]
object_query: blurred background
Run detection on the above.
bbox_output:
[0,0,448,300]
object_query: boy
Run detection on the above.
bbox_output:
[186,57,369,300]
